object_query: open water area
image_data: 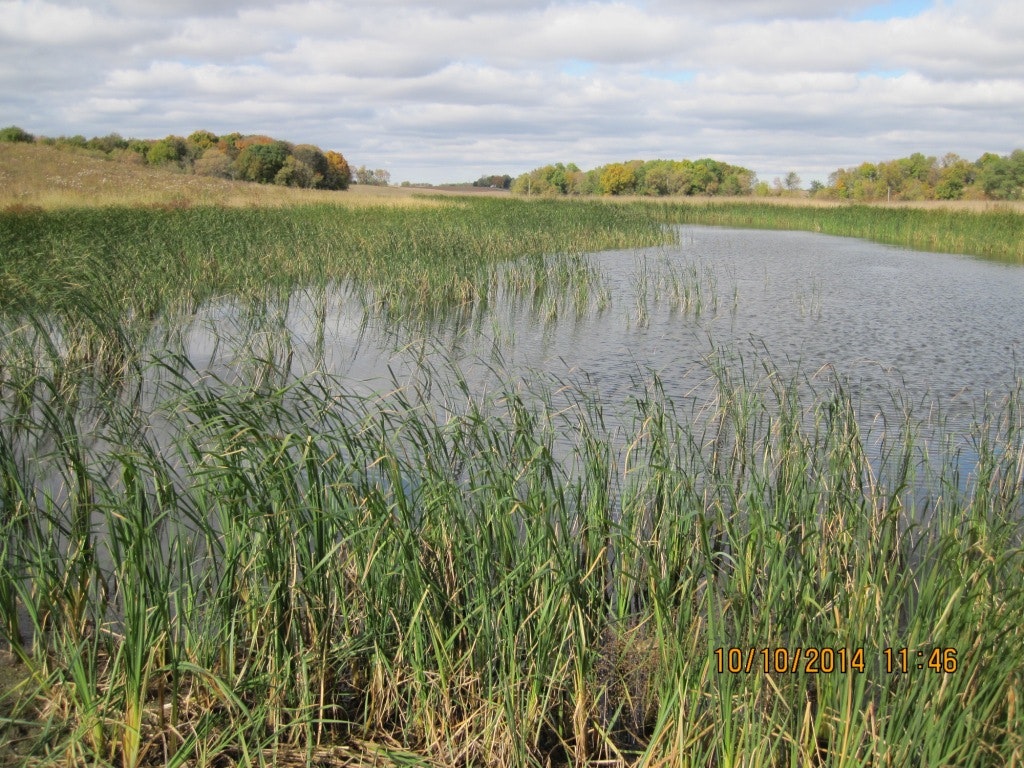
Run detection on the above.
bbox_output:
[178,223,1024,504]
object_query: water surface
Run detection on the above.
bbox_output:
[176,224,1024,493]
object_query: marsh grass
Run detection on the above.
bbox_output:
[1,193,1023,766]
[0,198,665,330]
[647,200,1024,263]
[1,322,1022,766]
[636,256,720,323]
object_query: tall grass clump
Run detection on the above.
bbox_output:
[1,332,1021,766]
[631,255,720,326]
[0,198,667,328]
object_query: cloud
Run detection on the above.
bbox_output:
[2,0,1022,184]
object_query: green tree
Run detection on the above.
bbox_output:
[146,135,187,165]
[86,133,128,153]
[553,163,580,193]
[827,168,852,199]
[689,161,716,194]
[287,144,330,188]
[58,135,88,149]
[354,166,391,186]
[564,167,592,195]
[273,156,308,187]
[510,158,752,197]
[233,141,290,183]
[637,160,672,195]
[978,150,1024,200]
[0,125,34,143]
[184,130,219,167]
[902,152,936,183]
[187,130,219,151]
[935,154,972,200]
[852,175,884,201]
[667,161,695,195]
[722,169,755,196]
[512,167,559,195]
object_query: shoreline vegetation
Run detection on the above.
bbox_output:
[1,142,1023,766]
[3,142,1024,266]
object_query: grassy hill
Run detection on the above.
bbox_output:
[0,142,425,209]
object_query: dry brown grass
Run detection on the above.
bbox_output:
[0,651,34,767]
[0,142,442,209]
[603,191,1024,212]
[865,197,1024,212]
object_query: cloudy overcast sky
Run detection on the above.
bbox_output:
[2,0,1022,185]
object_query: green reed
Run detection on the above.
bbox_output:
[633,256,720,326]
[1,196,1022,766]
[1,327,1021,766]
[0,199,666,327]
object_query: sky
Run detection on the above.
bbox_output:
[2,0,1022,186]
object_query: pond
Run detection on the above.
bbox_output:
[183,224,1024,469]
[8,222,1023,533]
[523,225,1024,432]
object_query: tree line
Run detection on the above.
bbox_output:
[4,124,1022,201]
[511,150,1024,201]
[1,126,354,191]
[510,158,756,197]
[472,174,513,189]
[812,150,1024,202]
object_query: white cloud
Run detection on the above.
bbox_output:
[0,0,150,44]
[1,0,1022,184]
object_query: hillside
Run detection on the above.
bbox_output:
[0,142,424,209]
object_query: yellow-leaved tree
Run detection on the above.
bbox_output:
[324,150,351,190]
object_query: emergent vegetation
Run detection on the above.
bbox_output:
[0,194,1022,766]
[651,200,1024,263]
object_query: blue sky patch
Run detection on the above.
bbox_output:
[852,0,932,21]
[864,68,910,78]
[561,60,595,77]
